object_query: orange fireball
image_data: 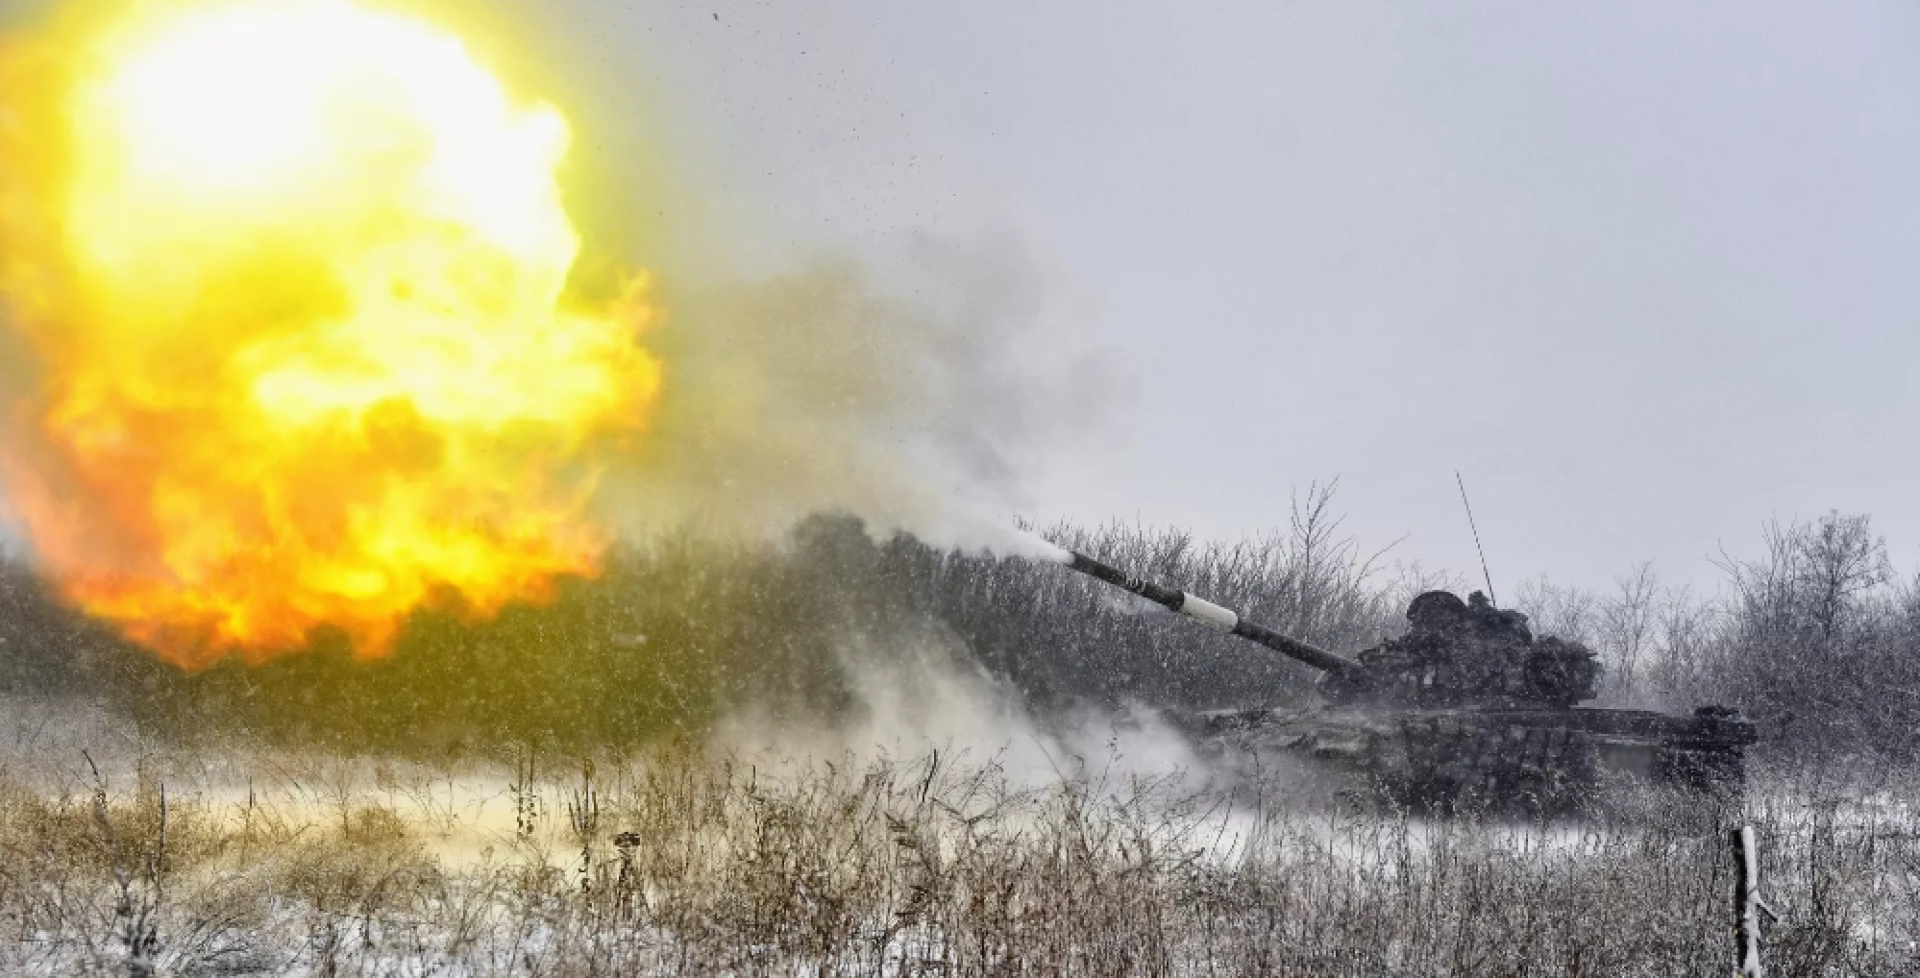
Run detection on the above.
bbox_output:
[0,0,662,666]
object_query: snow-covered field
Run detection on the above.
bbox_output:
[1,696,1915,976]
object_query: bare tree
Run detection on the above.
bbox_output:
[1512,576,1599,648]
[1642,584,1721,708]
[1597,562,1660,704]
[1797,513,1891,644]
[1718,513,1891,653]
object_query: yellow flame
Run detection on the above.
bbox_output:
[0,0,662,666]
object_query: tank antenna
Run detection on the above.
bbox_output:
[1455,471,1497,606]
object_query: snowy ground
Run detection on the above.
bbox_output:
[0,694,1915,976]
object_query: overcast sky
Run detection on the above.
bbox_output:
[579,0,1920,598]
[5,0,1917,600]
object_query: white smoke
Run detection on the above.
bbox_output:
[711,630,1206,791]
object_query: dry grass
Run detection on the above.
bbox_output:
[0,738,1912,977]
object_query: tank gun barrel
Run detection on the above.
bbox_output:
[1062,549,1362,675]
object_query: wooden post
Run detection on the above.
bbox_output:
[1731,825,1763,978]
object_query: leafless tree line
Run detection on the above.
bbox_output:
[1515,512,1920,761]
[0,493,1915,761]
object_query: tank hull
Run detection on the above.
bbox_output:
[1053,546,1758,814]
[1189,705,1758,812]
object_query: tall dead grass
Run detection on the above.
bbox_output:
[0,742,1911,976]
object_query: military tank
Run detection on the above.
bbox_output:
[1058,548,1757,812]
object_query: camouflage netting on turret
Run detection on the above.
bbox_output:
[1321,591,1601,708]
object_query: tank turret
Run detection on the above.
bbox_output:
[1323,589,1602,708]
[1063,549,1598,708]
[1056,546,1756,812]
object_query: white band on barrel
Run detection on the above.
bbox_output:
[1178,593,1239,631]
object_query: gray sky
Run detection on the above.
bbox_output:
[5,0,1918,599]
[555,0,1920,597]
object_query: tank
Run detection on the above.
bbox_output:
[1059,548,1758,812]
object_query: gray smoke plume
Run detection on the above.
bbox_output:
[594,231,1116,551]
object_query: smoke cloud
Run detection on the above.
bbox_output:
[713,625,1209,790]
[595,232,1113,553]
